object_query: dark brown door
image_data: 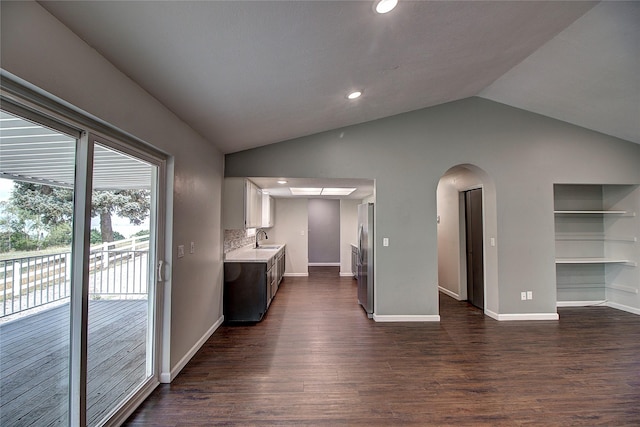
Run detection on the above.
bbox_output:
[465,189,484,310]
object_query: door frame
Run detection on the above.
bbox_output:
[88,133,167,426]
[460,185,486,311]
[1,76,168,427]
[458,185,487,312]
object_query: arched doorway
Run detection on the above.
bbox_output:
[436,164,499,318]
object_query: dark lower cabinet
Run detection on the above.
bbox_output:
[224,262,268,323]
[224,247,285,324]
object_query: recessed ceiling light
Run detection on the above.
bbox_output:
[277,180,288,184]
[321,188,357,196]
[290,187,323,196]
[347,91,362,100]
[375,0,398,14]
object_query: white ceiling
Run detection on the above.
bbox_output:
[37,0,639,157]
[481,1,640,145]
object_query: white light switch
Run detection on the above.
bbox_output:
[190,241,195,254]
[177,245,185,258]
[383,238,389,247]
[490,237,495,247]
[300,230,305,236]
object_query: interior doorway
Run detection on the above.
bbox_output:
[436,164,498,319]
[464,188,484,309]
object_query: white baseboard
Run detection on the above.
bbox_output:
[308,262,340,267]
[340,272,355,277]
[160,315,224,383]
[492,312,559,321]
[283,272,308,277]
[438,286,461,300]
[556,300,640,316]
[606,301,640,315]
[557,300,607,307]
[485,309,500,321]
[373,314,441,322]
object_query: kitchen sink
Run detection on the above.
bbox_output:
[254,245,280,250]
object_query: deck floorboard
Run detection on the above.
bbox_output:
[1,299,147,427]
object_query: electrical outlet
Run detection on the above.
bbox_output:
[521,292,527,301]
[177,245,185,258]
[527,291,533,300]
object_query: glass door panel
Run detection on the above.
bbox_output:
[0,109,77,426]
[86,141,157,426]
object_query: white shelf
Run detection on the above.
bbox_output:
[555,257,632,264]
[554,233,637,242]
[554,210,628,214]
[557,283,604,289]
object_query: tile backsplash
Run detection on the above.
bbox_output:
[224,229,255,253]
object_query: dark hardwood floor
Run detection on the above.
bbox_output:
[125,267,640,426]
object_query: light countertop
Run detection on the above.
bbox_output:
[224,243,285,263]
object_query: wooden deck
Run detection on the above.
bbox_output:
[0,299,148,427]
[126,267,640,426]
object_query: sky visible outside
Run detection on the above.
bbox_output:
[0,178,13,202]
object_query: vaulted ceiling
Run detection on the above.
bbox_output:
[40,1,639,154]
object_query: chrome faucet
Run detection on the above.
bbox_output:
[255,229,268,248]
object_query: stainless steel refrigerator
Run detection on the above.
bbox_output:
[357,203,374,317]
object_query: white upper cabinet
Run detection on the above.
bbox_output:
[223,178,263,229]
[246,180,263,228]
[262,194,275,228]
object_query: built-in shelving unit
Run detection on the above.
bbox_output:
[554,184,639,311]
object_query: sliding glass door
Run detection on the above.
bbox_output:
[0,100,165,427]
[86,137,162,426]
[0,109,77,426]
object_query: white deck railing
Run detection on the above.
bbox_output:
[0,235,150,318]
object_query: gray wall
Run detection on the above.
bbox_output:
[308,199,340,264]
[270,198,309,275]
[226,97,640,318]
[340,199,359,276]
[1,2,225,379]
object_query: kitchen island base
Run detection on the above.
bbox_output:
[223,262,268,323]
